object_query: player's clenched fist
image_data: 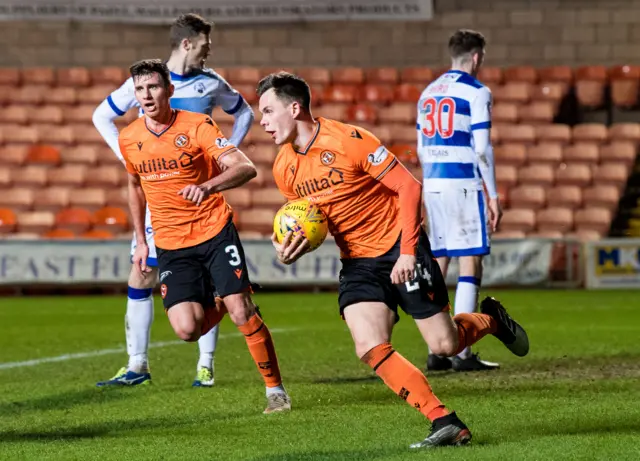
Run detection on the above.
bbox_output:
[178,184,210,206]
[271,231,310,265]
[132,242,152,275]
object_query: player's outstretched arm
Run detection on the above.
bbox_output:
[127,172,151,274]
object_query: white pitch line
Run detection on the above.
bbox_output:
[0,328,292,371]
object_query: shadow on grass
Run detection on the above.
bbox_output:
[246,446,410,461]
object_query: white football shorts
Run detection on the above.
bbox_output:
[424,188,490,258]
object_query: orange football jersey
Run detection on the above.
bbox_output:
[273,117,401,259]
[119,110,236,250]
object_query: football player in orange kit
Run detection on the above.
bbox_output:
[119,59,291,414]
[257,72,529,448]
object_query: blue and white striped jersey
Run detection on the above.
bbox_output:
[416,70,492,192]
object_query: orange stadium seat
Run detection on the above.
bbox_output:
[400,67,433,84]
[504,66,538,83]
[574,207,612,235]
[237,208,274,234]
[0,68,20,85]
[0,85,12,105]
[235,84,257,105]
[609,65,640,108]
[494,143,526,166]
[492,230,525,239]
[563,143,599,164]
[495,165,518,187]
[608,123,640,142]
[0,105,29,124]
[500,209,536,232]
[323,85,358,103]
[394,83,422,103]
[377,103,415,124]
[0,145,29,165]
[38,187,71,211]
[492,82,532,104]
[546,185,582,208]
[48,87,78,105]
[583,185,620,210]
[572,124,608,143]
[0,208,17,234]
[477,67,503,85]
[11,85,49,105]
[227,67,261,84]
[21,67,55,86]
[492,103,519,123]
[55,207,93,233]
[389,124,418,143]
[599,142,637,166]
[72,124,103,144]
[69,188,106,211]
[56,67,91,87]
[60,145,100,166]
[519,164,555,186]
[555,163,592,187]
[296,68,331,85]
[497,124,536,144]
[566,229,602,242]
[64,105,96,124]
[17,211,55,234]
[528,230,564,239]
[42,228,76,239]
[90,67,126,85]
[92,206,129,232]
[105,187,128,207]
[30,105,64,125]
[345,103,378,124]
[332,67,365,84]
[0,168,11,188]
[508,185,546,210]
[78,85,115,105]
[86,166,124,187]
[224,189,252,210]
[575,66,608,108]
[519,101,555,124]
[14,165,48,187]
[538,66,574,83]
[2,125,39,144]
[537,208,574,233]
[365,68,399,84]
[48,165,87,187]
[81,229,115,239]
[251,188,287,208]
[37,125,75,145]
[315,103,347,120]
[359,84,395,105]
[373,125,392,145]
[0,188,34,210]
[527,143,563,165]
[26,145,61,166]
[592,162,630,187]
[532,82,569,103]
[245,144,277,166]
[535,124,572,144]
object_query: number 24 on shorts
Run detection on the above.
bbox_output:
[419,97,456,139]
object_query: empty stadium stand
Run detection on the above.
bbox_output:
[0,65,638,240]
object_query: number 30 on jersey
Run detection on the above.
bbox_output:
[419,97,456,139]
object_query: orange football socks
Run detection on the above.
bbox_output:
[238,313,283,388]
[362,342,449,421]
[452,313,498,356]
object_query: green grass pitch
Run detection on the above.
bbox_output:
[0,290,639,460]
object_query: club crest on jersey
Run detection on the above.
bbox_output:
[320,151,335,166]
[195,82,205,94]
[216,137,230,149]
[174,134,189,148]
[367,146,389,166]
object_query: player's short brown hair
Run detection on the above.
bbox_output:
[257,72,311,111]
[169,13,212,49]
[129,59,171,88]
[448,29,486,59]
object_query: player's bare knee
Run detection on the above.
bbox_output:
[223,293,256,326]
[430,336,458,357]
[128,266,157,289]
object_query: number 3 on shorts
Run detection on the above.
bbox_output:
[225,245,242,266]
